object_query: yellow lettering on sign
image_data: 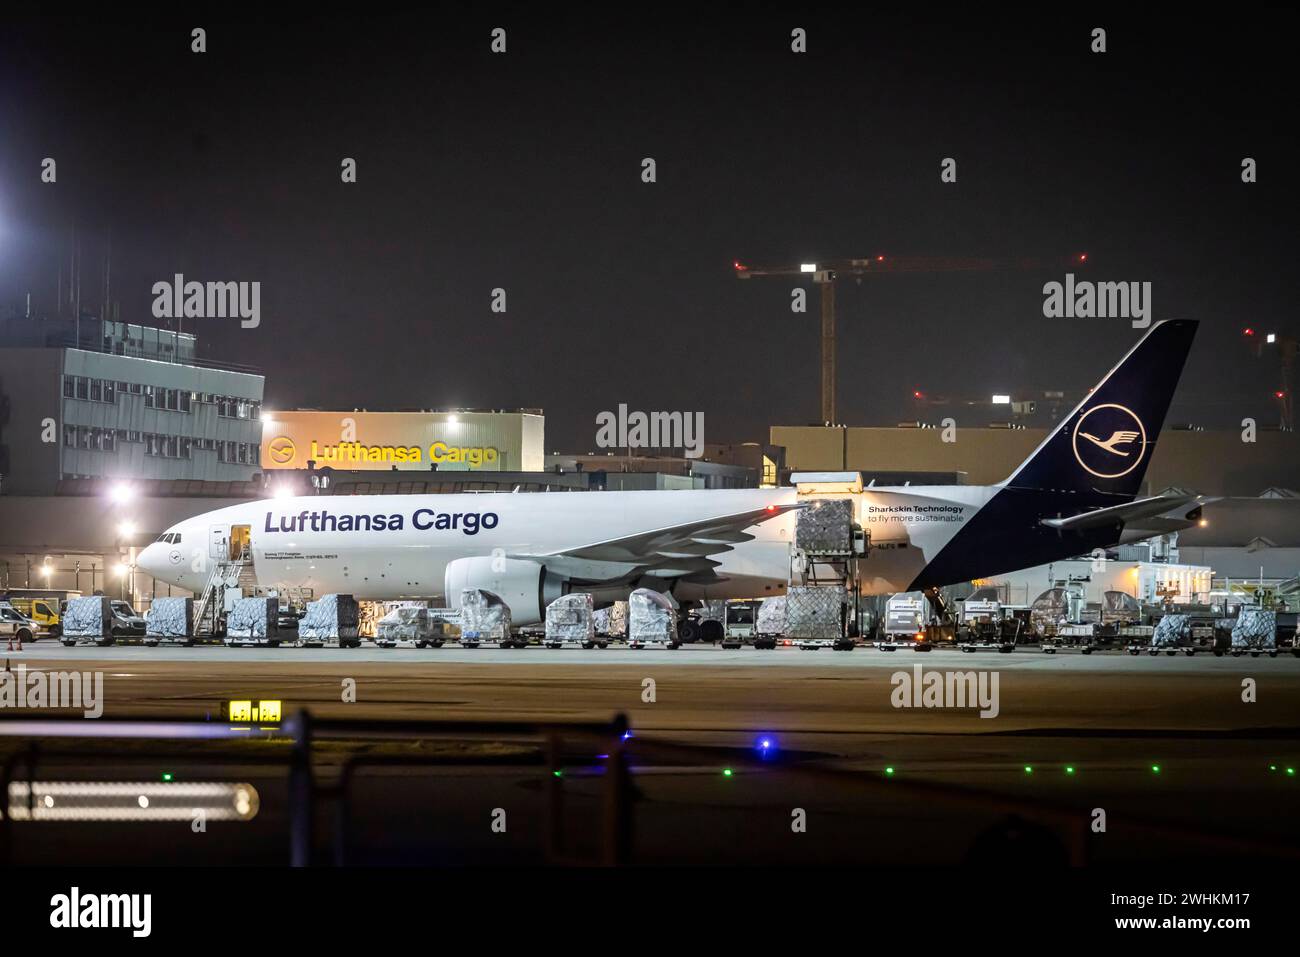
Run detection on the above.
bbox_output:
[257,700,282,722]
[429,442,498,467]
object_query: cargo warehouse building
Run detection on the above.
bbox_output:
[259,409,545,475]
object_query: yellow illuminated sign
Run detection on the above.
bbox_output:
[227,699,282,723]
[259,411,530,471]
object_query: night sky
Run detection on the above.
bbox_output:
[1,10,1296,452]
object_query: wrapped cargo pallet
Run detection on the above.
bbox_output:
[1152,614,1190,648]
[299,594,361,644]
[1231,607,1276,650]
[794,498,853,553]
[785,585,846,640]
[628,588,676,645]
[696,600,726,624]
[460,589,512,642]
[756,595,788,636]
[594,601,628,638]
[545,593,595,646]
[226,597,278,640]
[62,596,111,642]
[376,603,434,642]
[146,597,193,639]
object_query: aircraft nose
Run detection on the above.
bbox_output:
[136,542,171,582]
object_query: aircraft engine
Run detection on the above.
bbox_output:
[443,556,566,626]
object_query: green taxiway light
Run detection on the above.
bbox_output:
[884,767,895,776]
[1023,766,1033,774]
[1270,765,1278,772]
[1065,766,1075,775]
[722,768,733,777]
[1151,765,1161,774]
[552,770,563,778]
[161,772,173,782]
[1288,768,1296,777]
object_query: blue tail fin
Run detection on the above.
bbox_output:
[1002,319,1198,498]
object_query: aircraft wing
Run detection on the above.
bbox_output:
[1039,493,1216,533]
[510,503,803,582]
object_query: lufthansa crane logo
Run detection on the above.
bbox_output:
[1071,403,1147,479]
[268,436,296,465]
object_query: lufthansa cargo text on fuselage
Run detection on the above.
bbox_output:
[263,509,499,535]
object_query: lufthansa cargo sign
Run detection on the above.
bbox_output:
[259,410,543,472]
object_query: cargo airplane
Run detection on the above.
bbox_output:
[138,320,1207,625]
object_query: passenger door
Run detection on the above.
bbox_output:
[210,525,230,562]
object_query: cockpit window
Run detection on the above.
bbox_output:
[154,532,182,544]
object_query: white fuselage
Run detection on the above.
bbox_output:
[136,486,994,602]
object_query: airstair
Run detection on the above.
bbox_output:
[193,547,258,637]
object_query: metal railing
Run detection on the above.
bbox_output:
[1,711,1296,867]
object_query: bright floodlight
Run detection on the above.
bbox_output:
[118,521,135,537]
[108,483,134,504]
[800,263,817,273]
[273,485,294,499]
[113,563,128,578]
[39,565,52,578]
[1267,333,1277,344]
[992,394,1011,404]
[447,413,459,423]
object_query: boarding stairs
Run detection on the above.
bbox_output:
[193,548,258,637]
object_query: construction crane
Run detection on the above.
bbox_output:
[733,254,1089,424]
[1242,327,1296,430]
